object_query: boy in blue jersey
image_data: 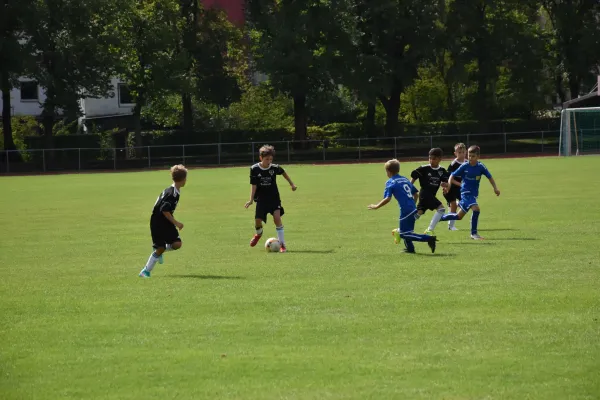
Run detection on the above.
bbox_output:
[440,145,500,239]
[368,159,437,253]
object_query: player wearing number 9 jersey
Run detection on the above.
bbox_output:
[367,159,437,254]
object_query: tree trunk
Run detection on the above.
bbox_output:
[182,92,193,140]
[379,80,402,137]
[568,76,581,100]
[133,101,143,154]
[476,62,489,133]
[365,101,375,136]
[1,73,17,152]
[293,93,307,141]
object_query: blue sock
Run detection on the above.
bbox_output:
[471,211,480,235]
[400,232,431,243]
[403,239,415,252]
[441,213,460,221]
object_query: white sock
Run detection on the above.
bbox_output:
[145,252,160,272]
[448,219,456,228]
[276,225,285,245]
[165,244,174,252]
[428,208,445,231]
[256,226,263,235]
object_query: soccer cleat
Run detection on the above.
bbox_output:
[448,226,459,231]
[139,268,151,278]
[427,236,438,253]
[392,228,401,244]
[279,244,287,253]
[424,229,435,235]
[470,233,485,240]
[250,234,262,247]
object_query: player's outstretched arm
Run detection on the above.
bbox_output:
[282,172,297,191]
[367,197,391,210]
[488,177,500,196]
[245,185,258,208]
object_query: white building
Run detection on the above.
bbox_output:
[1,77,135,121]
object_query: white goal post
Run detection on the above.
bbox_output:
[559,106,600,156]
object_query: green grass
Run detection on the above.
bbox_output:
[1,156,599,399]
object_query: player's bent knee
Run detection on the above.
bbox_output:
[172,241,182,250]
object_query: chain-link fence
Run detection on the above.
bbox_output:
[0,130,560,174]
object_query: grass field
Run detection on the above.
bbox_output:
[1,156,599,399]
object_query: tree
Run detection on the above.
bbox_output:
[247,0,348,140]
[0,0,35,156]
[447,0,547,127]
[347,0,441,136]
[541,0,600,101]
[115,0,183,147]
[26,0,122,140]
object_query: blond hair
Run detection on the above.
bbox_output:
[454,142,466,151]
[170,164,188,182]
[384,159,400,174]
[259,145,275,157]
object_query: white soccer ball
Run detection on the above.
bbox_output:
[265,237,281,252]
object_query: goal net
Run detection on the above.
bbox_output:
[559,106,600,156]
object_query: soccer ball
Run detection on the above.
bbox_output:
[265,237,281,252]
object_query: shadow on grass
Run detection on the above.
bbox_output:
[288,250,336,254]
[410,253,458,257]
[478,228,519,232]
[487,238,538,241]
[445,242,497,245]
[166,275,245,280]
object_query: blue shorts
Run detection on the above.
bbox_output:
[399,210,419,234]
[458,194,478,213]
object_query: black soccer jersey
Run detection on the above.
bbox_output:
[250,163,285,202]
[410,165,449,198]
[151,185,181,222]
[447,158,467,183]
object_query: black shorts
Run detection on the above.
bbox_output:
[255,200,284,222]
[150,217,181,249]
[443,187,462,204]
[417,196,442,214]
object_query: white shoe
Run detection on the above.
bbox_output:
[470,233,484,240]
[448,226,459,231]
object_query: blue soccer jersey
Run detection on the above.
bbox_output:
[384,174,419,216]
[451,161,492,197]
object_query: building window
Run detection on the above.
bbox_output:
[20,81,39,101]
[118,84,134,106]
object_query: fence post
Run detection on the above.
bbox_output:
[6,151,9,173]
[467,134,470,147]
[504,132,507,153]
[322,140,326,161]
[394,137,397,159]
[78,148,81,171]
[541,131,544,153]
[218,143,221,165]
[113,148,117,170]
[358,138,361,161]
[42,149,46,172]
[251,142,254,162]
[430,136,433,149]
[182,145,185,165]
[148,146,151,168]
[287,141,290,162]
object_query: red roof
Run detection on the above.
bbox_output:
[202,0,245,26]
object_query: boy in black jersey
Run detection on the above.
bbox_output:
[245,145,297,252]
[443,143,467,231]
[139,164,187,278]
[410,148,449,235]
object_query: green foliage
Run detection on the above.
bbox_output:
[0,116,39,153]
[224,84,294,131]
